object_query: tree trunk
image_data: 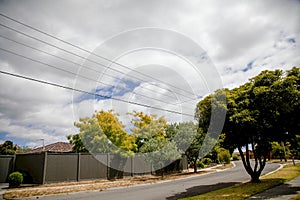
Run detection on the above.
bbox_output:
[250,172,261,182]
[292,156,295,166]
[238,145,266,183]
[281,141,287,162]
[194,161,197,173]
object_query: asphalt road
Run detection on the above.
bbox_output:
[28,161,280,200]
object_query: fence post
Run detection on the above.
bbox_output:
[107,153,109,179]
[131,156,134,177]
[42,152,48,184]
[12,154,16,172]
[77,153,81,182]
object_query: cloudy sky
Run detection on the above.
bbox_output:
[0,0,299,148]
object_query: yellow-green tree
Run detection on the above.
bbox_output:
[129,111,168,152]
[74,110,137,157]
[129,111,182,176]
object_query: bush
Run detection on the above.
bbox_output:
[8,171,23,187]
[196,161,205,168]
[217,148,231,164]
[202,157,212,165]
[232,154,240,161]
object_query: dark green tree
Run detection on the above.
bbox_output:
[67,134,88,153]
[0,140,16,155]
[223,67,300,182]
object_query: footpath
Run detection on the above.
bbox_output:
[247,175,300,200]
[0,183,8,200]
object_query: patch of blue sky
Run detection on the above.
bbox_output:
[0,131,27,147]
[74,78,141,103]
[287,38,296,43]
[196,52,208,63]
[242,60,254,72]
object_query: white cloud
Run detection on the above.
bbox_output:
[0,0,299,146]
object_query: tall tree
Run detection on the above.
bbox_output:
[223,68,300,182]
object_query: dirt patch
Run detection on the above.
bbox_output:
[3,163,234,199]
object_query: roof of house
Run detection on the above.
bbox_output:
[29,142,73,153]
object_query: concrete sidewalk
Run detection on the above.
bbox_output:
[0,183,8,200]
[247,175,300,200]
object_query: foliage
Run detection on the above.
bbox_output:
[186,128,206,172]
[74,110,137,157]
[196,161,205,168]
[202,157,212,165]
[8,172,23,187]
[232,154,239,161]
[67,134,88,153]
[0,140,16,155]
[220,67,300,182]
[131,111,182,174]
[165,122,202,172]
[15,146,32,154]
[270,142,283,159]
[194,89,227,170]
[217,147,231,164]
[130,111,168,152]
[290,135,300,159]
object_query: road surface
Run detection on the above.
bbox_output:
[27,161,280,200]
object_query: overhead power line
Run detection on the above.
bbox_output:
[0,34,189,104]
[0,70,194,117]
[0,46,186,107]
[0,13,199,99]
[0,22,196,103]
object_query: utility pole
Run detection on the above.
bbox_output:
[41,139,45,152]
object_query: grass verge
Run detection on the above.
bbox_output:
[180,163,300,200]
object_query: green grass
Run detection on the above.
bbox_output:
[180,163,300,200]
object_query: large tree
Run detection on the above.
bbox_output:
[74,110,137,157]
[223,67,300,182]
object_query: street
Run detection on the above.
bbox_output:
[27,161,280,200]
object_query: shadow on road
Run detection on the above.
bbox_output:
[166,182,239,200]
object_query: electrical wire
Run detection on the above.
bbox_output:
[0,13,199,99]
[0,46,186,107]
[0,22,197,103]
[0,34,190,104]
[0,70,194,117]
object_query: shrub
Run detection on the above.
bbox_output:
[232,154,240,161]
[196,161,205,168]
[202,157,212,165]
[217,148,231,164]
[8,171,23,187]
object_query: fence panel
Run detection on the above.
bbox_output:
[45,153,78,183]
[0,155,15,182]
[2,152,186,183]
[80,154,107,180]
[14,153,44,184]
